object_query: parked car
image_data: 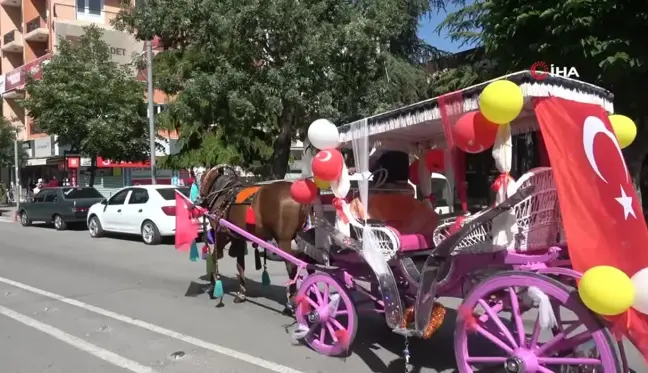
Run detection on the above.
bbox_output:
[87,185,191,245]
[19,187,105,230]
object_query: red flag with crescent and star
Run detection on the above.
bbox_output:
[534,96,648,360]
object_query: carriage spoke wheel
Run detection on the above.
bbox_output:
[455,271,619,373]
[294,273,357,357]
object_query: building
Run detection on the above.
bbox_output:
[0,0,179,196]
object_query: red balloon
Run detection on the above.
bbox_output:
[425,150,445,172]
[290,179,317,204]
[453,111,498,153]
[312,149,344,181]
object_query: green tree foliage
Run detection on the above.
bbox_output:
[0,118,27,167]
[114,0,454,178]
[22,25,150,186]
[439,0,648,179]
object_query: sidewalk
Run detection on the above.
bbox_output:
[0,205,17,221]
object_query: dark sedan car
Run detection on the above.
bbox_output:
[19,187,105,230]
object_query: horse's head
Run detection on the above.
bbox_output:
[198,164,242,210]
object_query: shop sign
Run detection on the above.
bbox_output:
[5,67,24,91]
[24,54,52,81]
[67,157,80,169]
[96,156,150,168]
[34,136,53,158]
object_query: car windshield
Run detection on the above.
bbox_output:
[61,187,104,199]
[157,187,190,201]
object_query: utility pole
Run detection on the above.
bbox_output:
[13,139,20,212]
[146,40,156,184]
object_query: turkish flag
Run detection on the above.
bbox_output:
[535,97,648,360]
[175,191,198,252]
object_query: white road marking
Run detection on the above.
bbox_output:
[0,276,306,373]
[0,304,157,373]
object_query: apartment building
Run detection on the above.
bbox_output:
[0,0,179,194]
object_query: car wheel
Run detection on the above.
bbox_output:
[53,214,67,231]
[141,220,162,245]
[88,216,104,238]
[20,211,32,227]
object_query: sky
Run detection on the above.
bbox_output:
[418,4,472,53]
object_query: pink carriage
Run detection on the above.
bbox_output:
[196,71,648,372]
[280,71,648,372]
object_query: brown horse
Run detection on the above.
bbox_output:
[197,165,309,312]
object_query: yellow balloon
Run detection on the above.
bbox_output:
[609,114,637,149]
[313,177,330,190]
[579,266,635,316]
[479,80,524,125]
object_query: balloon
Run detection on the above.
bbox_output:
[313,177,330,190]
[609,114,637,149]
[290,179,317,204]
[425,150,445,172]
[579,266,635,316]
[312,149,344,181]
[479,80,524,125]
[631,267,648,315]
[308,119,340,150]
[453,111,499,153]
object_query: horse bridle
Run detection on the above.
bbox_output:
[198,165,244,221]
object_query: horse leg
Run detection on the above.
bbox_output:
[209,232,229,300]
[276,239,299,315]
[231,239,248,303]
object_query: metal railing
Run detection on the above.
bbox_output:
[26,15,47,34]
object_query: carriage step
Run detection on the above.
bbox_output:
[391,326,421,338]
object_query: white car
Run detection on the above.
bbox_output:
[87,184,192,245]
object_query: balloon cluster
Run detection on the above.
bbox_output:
[290,119,342,204]
[454,80,638,153]
[578,266,648,316]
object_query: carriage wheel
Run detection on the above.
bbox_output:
[455,271,620,373]
[294,273,358,356]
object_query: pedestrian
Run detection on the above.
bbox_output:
[49,176,60,187]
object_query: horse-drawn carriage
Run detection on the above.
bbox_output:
[176,71,648,372]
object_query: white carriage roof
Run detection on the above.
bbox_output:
[338,70,614,146]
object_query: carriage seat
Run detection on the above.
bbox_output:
[339,193,438,254]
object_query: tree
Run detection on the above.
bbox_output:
[0,118,27,168]
[113,0,454,178]
[439,0,648,189]
[22,25,151,186]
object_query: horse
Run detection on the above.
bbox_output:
[197,165,310,312]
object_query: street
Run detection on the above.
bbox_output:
[0,219,645,373]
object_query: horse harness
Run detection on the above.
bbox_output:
[198,168,254,235]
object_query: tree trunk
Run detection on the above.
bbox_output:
[270,110,294,179]
[88,156,97,187]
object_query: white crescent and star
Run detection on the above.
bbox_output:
[317,150,332,162]
[582,115,636,219]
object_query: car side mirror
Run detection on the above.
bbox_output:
[101,199,107,205]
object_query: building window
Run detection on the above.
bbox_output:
[76,0,102,21]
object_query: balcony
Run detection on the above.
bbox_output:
[0,0,20,7]
[25,16,49,43]
[3,89,25,100]
[2,29,23,53]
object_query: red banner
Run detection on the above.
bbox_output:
[67,157,80,169]
[96,157,150,168]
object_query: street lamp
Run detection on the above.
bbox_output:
[146,40,156,184]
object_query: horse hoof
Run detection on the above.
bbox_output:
[233,296,247,304]
[282,307,294,316]
[215,302,225,308]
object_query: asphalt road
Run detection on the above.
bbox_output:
[0,219,645,373]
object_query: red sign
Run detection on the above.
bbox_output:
[24,54,52,81]
[67,157,80,169]
[96,157,151,168]
[5,66,24,91]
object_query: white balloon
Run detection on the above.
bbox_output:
[631,267,648,315]
[308,119,340,150]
